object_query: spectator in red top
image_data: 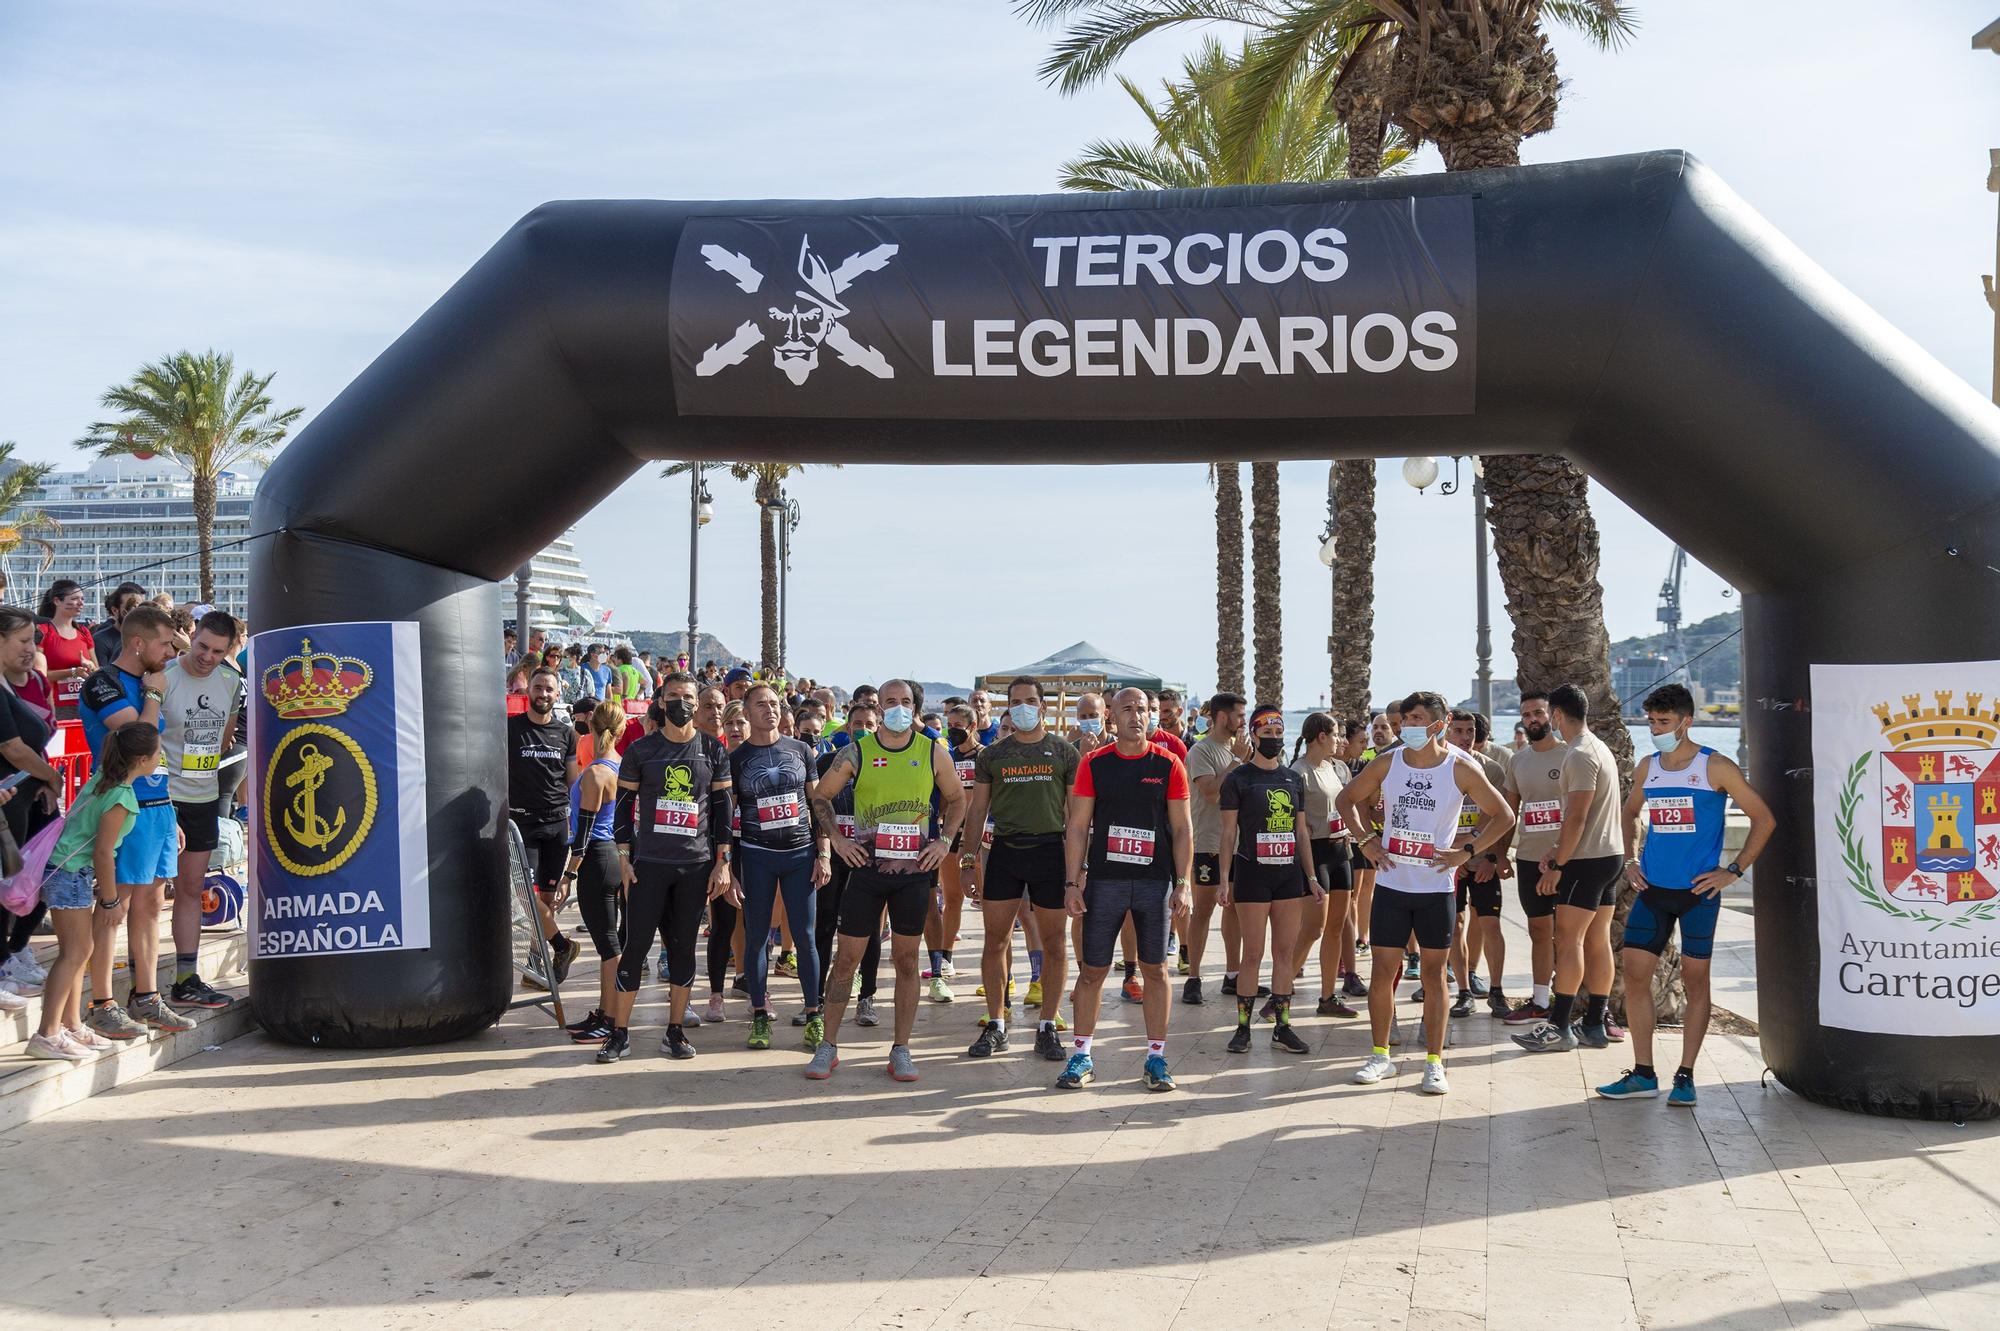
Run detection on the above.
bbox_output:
[34,580,96,717]
[1146,691,1188,762]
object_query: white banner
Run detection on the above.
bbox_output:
[1811,661,2000,1035]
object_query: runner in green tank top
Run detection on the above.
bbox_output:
[806,679,965,1083]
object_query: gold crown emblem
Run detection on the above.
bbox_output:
[1873,690,2000,751]
[263,637,373,719]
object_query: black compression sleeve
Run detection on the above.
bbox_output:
[569,813,594,854]
[613,789,636,846]
[709,782,736,847]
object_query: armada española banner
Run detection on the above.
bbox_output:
[247,622,429,958]
[1812,661,2000,1036]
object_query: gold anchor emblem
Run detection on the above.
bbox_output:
[283,742,346,850]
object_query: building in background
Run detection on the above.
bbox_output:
[10,458,618,640]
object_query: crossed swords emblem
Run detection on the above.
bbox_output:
[694,235,899,385]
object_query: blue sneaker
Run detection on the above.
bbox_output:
[1668,1071,1697,1107]
[1056,1052,1094,1089]
[1142,1054,1174,1092]
[1595,1069,1660,1100]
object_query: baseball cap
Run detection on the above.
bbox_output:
[725,667,753,685]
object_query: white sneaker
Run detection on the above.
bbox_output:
[12,952,48,985]
[0,984,28,1013]
[65,1024,114,1052]
[1420,1060,1450,1095]
[1353,1052,1398,1084]
[2,971,42,998]
[928,977,954,1004]
[26,1031,86,1062]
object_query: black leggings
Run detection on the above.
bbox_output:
[618,859,708,992]
[706,895,739,993]
[816,858,882,1000]
[575,841,623,960]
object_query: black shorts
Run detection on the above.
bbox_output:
[838,868,934,939]
[1193,853,1221,889]
[982,836,1067,911]
[1464,864,1502,918]
[1230,860,1306,904]
[173,797,221,855]
[1370,886,1455,951]
[510,814,567,895]
[1081,877,1170,968]
[1311,839,1353,894]
[1516,853,1558,919]
[1349,840,1374,875]
[1554,853,1625,911]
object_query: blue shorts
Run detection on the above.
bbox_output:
[41,864,95,911]
[1622,887,1721,961]
[115,801,179,887]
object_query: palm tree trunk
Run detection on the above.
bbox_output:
[192,469,218,603]
[1330,460,1377,726]
[758,495,779,669]
[1249,461,1282,706]
[1214,464,1245,695]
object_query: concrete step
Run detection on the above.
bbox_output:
[0,924,248,1048]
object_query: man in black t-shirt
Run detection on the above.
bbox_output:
[508,669,580,984]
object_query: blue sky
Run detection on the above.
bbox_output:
[2,2,1995,704]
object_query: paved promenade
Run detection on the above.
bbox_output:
[3,912,1996,1330]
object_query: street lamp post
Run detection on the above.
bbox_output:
[513,562,532,651]
[1403,455,1494,717]
[1320,463,1338,710]
[776,493,800,676]
[687,466,713,667]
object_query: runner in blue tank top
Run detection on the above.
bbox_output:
[557,701,628,1044]
[1598,683,1774,1107]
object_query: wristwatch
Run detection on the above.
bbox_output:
[1725,860,1744,877]
[1550,859,1568,871]
[1172,874,1190,890]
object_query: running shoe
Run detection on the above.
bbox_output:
[661,1026,696,1060]
[732,974,752,996]
[566,1008,612,1042]
[1419,1060,1450,1095]
[1449,991,1475,1019]
[1121,976,1144,1004]
[855,996,879,1026]
[791,1010,809,1026]
[26,1031,86,1062]
[1501,1001,1549,1026]
[804,1043,839,1080]
[1226,1024,1252,1054]
[1177,943,1190,976]
[802,1013,824,1050]
[938,957,958,978]
[1511,1021,1577,1053]
[887,1045,919,1082]
[775,951,798,978]
[703,993,727,1024]
[4,951,48,985]
[1343,971,1368,998]
[1182,977,1203,1006]
[1220,974,1237,996]
[1403,952,1420,980]
[1595,1069,1660,1100]
[1356,940,1371,956]
[928,976,954,1004]
[1605,1020,1628,1043]
[682,1005,702,1028]
[967,1024,1007,1058]
[1033,1025,1064,1062]
[849,972,861,998]
[85,1002,147,1041]
[1025,980,1044,1008]
[975,982,986,996]
[747,1011,773,1050]
[128,993,194,1033]
[1485,990,1512,1018]
[1056,1052,1094,1089]
[1467,972,1488,997]
[1052,1010,1068,1031]
[1576,1022,1611,1050]
[65,1024,113,1052]
[1143,1054,1175,1092]
[170,974,230,1010]
[550,934,580,985]
[1668,1071,1697,1107]
[1258,994,1280,1021]
[596,1029,630,1063]
[1272,1024,1309,1055]
[1,969,41,998]
[1410,987,1425,1004]
[1352,1052,1397,1084]
[0,985,27,1013]
[1316,995,1360,1019]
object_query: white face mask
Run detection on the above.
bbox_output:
[882,705,914,732]
[1650,728,1683,754]
[1008,702,1041,731]
[1077,717,1103,736]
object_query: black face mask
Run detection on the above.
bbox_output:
[1256,736,1285,759]
[662,698,695,727]
[947,726,969,748]
[572,715,591,736]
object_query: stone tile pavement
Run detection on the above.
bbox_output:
[2,916,1996,1329]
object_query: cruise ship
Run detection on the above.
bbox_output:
[9,457,619,638]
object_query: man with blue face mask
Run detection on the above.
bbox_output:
[960,676,1081,1061]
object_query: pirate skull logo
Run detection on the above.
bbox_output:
[693,234,897,385]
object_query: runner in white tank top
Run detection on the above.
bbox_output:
[1337,691,1515,1097]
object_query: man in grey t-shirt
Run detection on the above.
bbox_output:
[1182,691,1245,1005]
[161,611,244,1011]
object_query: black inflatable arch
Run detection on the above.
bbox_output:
[250,150,2000,1118]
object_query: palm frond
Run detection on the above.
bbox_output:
[1031,0,1276,93]
[1544,0,1639,49]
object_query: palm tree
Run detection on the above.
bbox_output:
[0,441,59,579]
[76,350,302,601]
[1026,0,1640,763]
[1063,38,1407,706]
[663,460,837,669]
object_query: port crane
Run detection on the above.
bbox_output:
[1658,545,1688,672]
